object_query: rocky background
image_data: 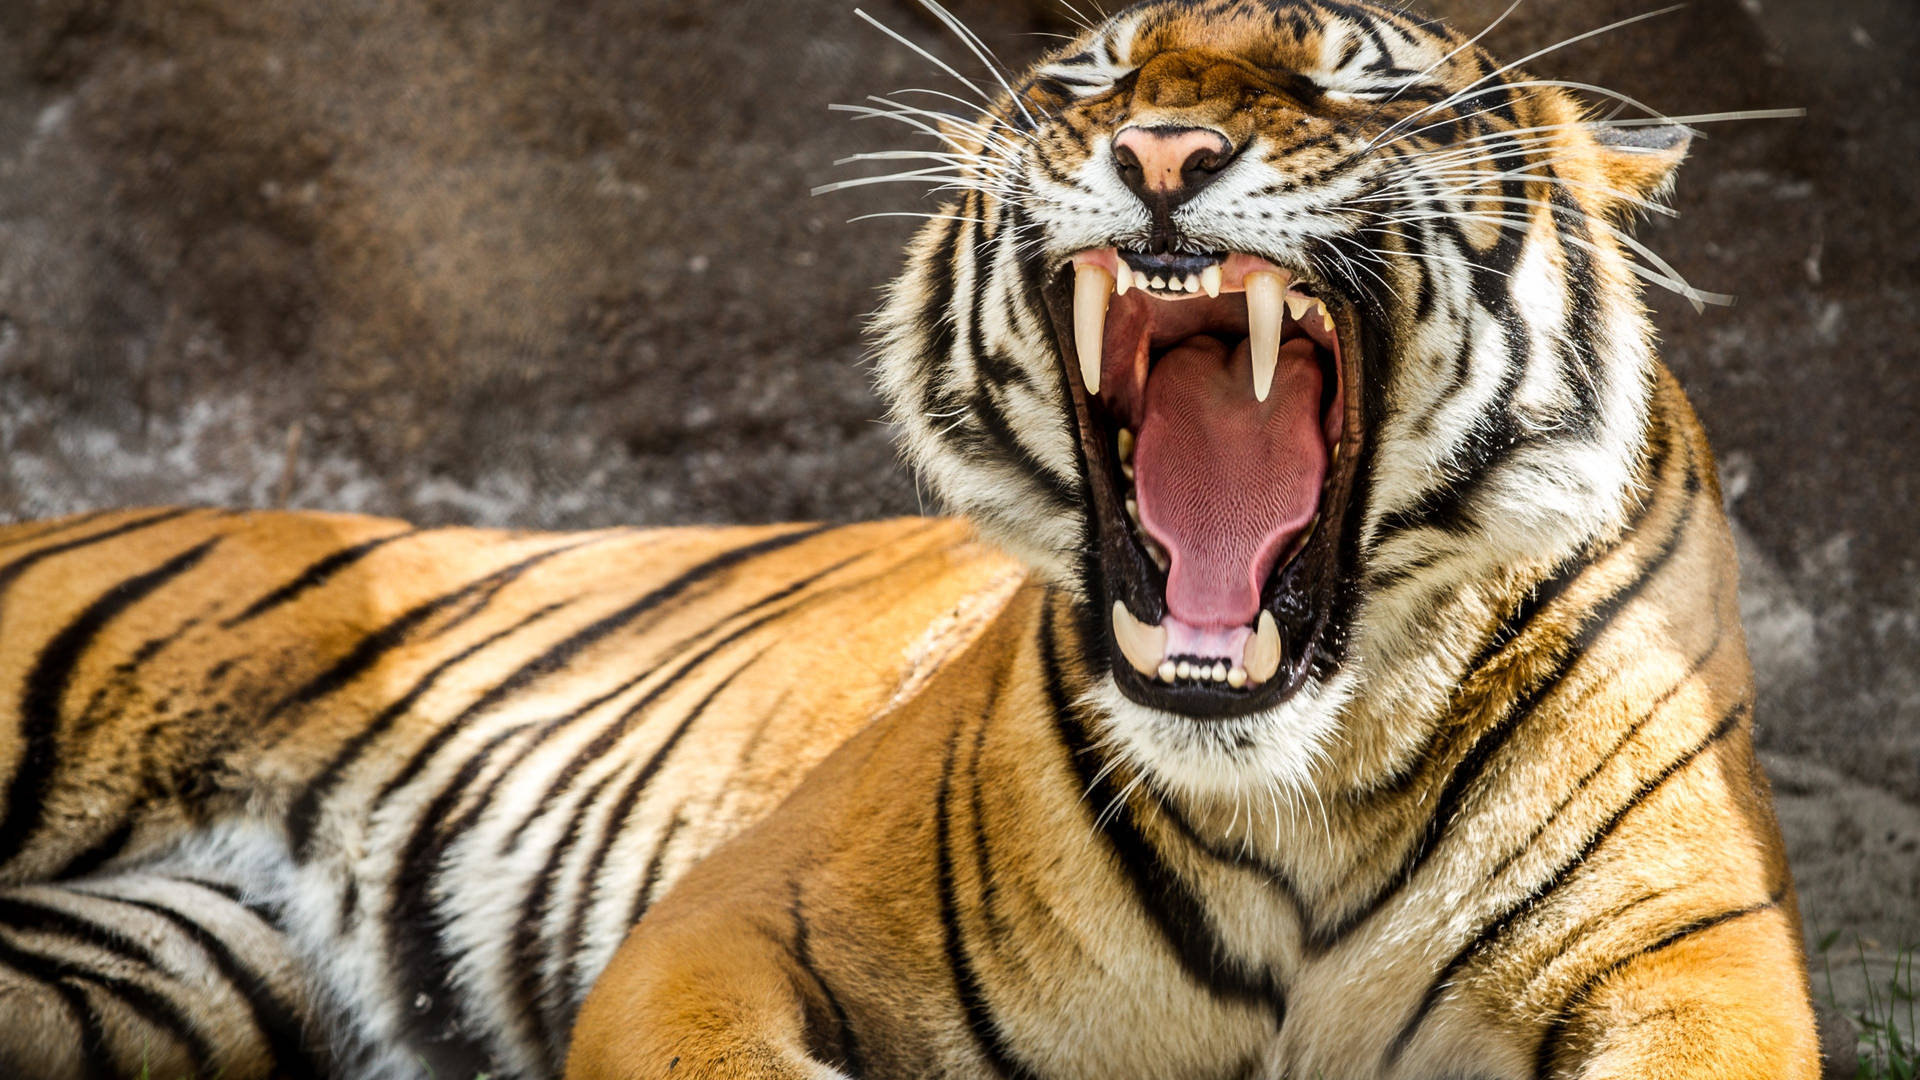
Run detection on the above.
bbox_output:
[0,0,1913,1071]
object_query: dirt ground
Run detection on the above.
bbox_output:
[0,0,1913,1072]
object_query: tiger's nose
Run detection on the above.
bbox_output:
[1112,126,1234,208]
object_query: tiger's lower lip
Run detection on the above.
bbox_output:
[1112,601,1282,688]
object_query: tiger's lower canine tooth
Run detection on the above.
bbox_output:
[1244,610,1282,684]
[1246,270,1287,402]
[1073,264,1113,395]
[1111,601,1167,676]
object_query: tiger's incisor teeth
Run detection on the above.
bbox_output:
[1110,601,1167,677]
[1200,264,1222,298]
[1243,610,1282,685]
[1246,270,1288,403]
[1074,263,1113,395]
[1183,273,1200,293]
[1115,263,1132,295]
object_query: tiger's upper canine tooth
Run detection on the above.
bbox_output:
[1200,264,1222,298]
[1244,610,1282,685]
[1246,271,1287,403]
[1074,263,1113,396]
[1111,601,1167,676]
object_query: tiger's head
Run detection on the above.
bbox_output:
[865,1,1693,797]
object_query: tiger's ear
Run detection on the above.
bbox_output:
[1587,123,1692,214]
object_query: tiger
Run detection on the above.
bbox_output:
[0,1,1819,1078]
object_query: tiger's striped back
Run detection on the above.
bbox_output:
[0,511,1023,1078]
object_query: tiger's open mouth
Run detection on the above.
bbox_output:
[1043,248,1365,717]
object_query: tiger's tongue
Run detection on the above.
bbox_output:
[1135,334,1326,629]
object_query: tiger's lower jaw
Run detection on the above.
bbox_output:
[1043,250,1367,720]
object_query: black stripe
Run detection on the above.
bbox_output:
[1547,186,1604,431]
[508,654,760,1061]
[626,809,687,930]
[1312,439,1699,951]
[0,538,219,872]
[0,930,114,1080]
[1480,621,1728,887]
[1152,796,1311,921]
[120,896,327,1080]
[53,819,136,881]
[957,386,1080,513]
[493,531,909,854]
[182,877,248,907]
[381,532,881,1017]
[0,508,197,602]
[285,599,571,862]
[2,938,115,1079]
[1037,596,1286,1022]
[965,709,1009,941]
[935,672,1042,1080]
[369,526,833,810]
[1386,699,1750,1066]
[508,767,623,1072]
[1530,891,1781,1079]
[70,967,219,1072]
[257,535,603,740]
[221,527,417,628]
[390,591,790,1072]
[0,895,174,970]
[1458,421,1678,683]
[432,534,641,642]
[384,719,541,1078]
[74,612,203,734]
[0,511,113,554]
[0,902,209,1075]
[916,216,965,421]
[557,646,777,995]
[789,881,864,1077]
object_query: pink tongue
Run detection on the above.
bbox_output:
[1135,335,1325,629]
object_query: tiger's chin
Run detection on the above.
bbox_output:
[1042,247,1367,722]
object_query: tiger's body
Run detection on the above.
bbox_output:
[0,0,1819,1076]
[0,512,1024,1077]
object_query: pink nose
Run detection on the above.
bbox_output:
[1112,126,1233,201]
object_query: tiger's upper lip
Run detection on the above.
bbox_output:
[1068,249,1335,401]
